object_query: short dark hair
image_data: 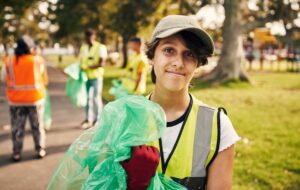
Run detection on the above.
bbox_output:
[85,28,96,37]
[15,38,30,58]
[129,37,142,44]
[145,31,210,83]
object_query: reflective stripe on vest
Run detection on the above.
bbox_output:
[7,56,43,90]
[173,104,219,189]
[151,95,221,189]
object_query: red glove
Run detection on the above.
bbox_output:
[121,145,160,190]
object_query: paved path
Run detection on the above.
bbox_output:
[0,66,86,190]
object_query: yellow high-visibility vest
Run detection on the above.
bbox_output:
[80,41,106,79]
[149,95,222,189]
[122,53,147,94]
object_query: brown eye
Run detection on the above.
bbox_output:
[185,51,196,59]
[184,51,198,64]
[163,47,174,55]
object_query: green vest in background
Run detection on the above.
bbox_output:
[149,95,222,189]
[80,41,106,80]
[122,53,147,94]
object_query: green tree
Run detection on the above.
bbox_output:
[107,0,160,67]
[50,0,107,48]
[0,0,37,44]
[200,0,300,84]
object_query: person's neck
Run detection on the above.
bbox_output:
[151,85,190,121]
[87,40,94,47]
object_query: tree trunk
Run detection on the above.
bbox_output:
[200,0,250,84]
[121,33,128,68]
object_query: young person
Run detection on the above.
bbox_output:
[79,29,107,129]
[123,37,147,95]
[121,15,240,190]
[1,35,48,161]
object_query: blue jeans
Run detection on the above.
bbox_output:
[85,78,103,122]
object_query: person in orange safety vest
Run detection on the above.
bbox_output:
[1,35,48,161]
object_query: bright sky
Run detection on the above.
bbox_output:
[196,4,225,30]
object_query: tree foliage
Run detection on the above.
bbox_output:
[106,0,160,66]
[200,0,300,84]
[0,0,37,42]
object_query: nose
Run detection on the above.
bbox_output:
[171,55,184,68]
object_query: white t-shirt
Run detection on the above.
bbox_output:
[161,111,240,162]
[99,45,108,59]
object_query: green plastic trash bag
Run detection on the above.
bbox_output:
[109,79,130,99]
[64,63,87,107]
[64,62,85,80]
[43,89,52,130]
[47,96,186,190]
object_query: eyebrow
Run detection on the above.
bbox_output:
[159,40,177,46]
[159,40,193,53]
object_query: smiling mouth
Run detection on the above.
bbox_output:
[166,70,185,76]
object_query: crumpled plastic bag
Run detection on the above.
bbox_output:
[64,63,87,107]
[43,89,52,130]
[109,79,130,99]
[47,96,186,190]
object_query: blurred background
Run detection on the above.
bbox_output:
[0,0,299,190]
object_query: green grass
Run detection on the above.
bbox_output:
[50,55,300,189]
[189,73,300,190]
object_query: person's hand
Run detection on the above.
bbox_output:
[121,145,160,190]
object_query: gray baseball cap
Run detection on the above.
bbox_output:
[150,15,214,55]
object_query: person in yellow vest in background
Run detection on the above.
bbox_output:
[1,35,48,161]
[79,29,107,129]
[122,37,147,95]
[120,15,240,190]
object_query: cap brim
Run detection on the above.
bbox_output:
[155,27,214,55]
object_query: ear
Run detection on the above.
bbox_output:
[148,60,154,66]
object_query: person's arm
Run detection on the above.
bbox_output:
[89,45,107,69]
[206,145,235,190]
[43,63,49,87]
[79,45,88,71]
[1,64,7,84]
[88,57,105,69]
[38,56,48,87]
[134,62,144,92]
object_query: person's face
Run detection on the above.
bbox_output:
[85,34,96,44]
[128,41,141,53]
[152,34,198,92]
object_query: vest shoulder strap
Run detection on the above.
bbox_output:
[205,107,227,169]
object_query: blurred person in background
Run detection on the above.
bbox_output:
[1,35,48,161]
[259,43,265,70]
[79,29,107,129]
[244,37,255,70]
[123,37,147,95]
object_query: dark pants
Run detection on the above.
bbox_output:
[9,105,45,154]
